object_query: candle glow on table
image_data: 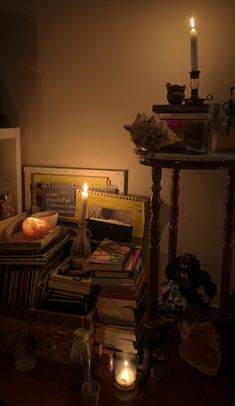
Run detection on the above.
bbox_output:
[80,182,88,223]
[116,362,135,387]
[114,356,137,391]
[190,17,198,71]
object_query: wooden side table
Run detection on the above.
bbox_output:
[135,150,235,319]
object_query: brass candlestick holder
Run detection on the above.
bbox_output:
[185,70,213,105]
[70,220,92,266]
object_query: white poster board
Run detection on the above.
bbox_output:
[0,128,22,217]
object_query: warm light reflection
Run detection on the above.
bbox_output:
[83,182,88,195]
[82,182,88,197]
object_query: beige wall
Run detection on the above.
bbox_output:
[0,0,234,303]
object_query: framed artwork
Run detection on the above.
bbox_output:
[23,166,128,211]
[0,128,22,218]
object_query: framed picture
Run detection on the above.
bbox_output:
[23,165,128,212]
[0,128,22,219]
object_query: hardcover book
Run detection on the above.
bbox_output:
[40,293,97,316]
[95,323,137,353]
[87,217,133,244]
[0,227,62,253]
[48,272,94,296]
[40,285,99,315]
[82,238,134,272]
[96,292,147,326]
[0,233,71,265]
[98,266,147,301]
[152,104,213,113]
[92,248,141,278]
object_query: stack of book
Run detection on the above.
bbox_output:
[82,238,147,353]
[39,257,98,360]
[152,103,221,138]
[41,255,99,317]
[0,231,71,308]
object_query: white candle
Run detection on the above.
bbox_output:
[115,367,136,387]
[80,182,88,223]
[115,360,136,389]
[190,17,198,71]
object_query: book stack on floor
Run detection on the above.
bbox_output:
[40,255,99,317]
[82,238,147,353]
[40,255,100,359]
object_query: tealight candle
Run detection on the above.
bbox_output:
[114,352,137,391]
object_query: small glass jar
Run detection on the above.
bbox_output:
[114,352,137,391]
[93,344,114,379]
[184,120,211,154]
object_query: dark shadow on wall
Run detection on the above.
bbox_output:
[0,11,40,128]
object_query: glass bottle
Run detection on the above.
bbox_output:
[70,328,91,392]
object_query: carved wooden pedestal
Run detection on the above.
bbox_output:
[136,151,235,387]
[138,151,235,316]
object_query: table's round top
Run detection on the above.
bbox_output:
[135,149,235,169]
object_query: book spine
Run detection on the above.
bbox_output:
[125,248,141,271]
[152,104,210,113]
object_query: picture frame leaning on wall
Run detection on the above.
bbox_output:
[23,165,128,213]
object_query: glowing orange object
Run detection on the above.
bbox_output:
[22,217,49,239]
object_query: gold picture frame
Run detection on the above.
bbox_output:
[23,165,128,212]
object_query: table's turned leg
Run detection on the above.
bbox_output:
[138,165,161,390]
[220,168,235,314]
[168,168,180,262]
[147,165,162,320]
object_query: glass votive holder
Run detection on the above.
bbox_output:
[81,379,100,406]
[184,120,211,154]
[114,352,137,391]
[93,344,114,379]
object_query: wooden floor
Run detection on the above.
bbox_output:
[0,332,234,406]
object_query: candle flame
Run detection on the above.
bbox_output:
[190,17,195,29]
[121,368,130,383]
[83,182,88,194]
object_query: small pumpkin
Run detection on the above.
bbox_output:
[22,217,49,240]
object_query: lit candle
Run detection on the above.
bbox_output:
[190,17,198,71]
[80,182,88,223]
[114,359,136,390]
[116,365,135,387]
